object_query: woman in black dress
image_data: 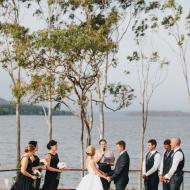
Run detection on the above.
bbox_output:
[42,140,63,190]
[28,141,46,190]
[11,144,37,190]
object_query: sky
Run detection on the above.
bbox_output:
[0,0,190,112]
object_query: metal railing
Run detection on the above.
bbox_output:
[0,168,189,190]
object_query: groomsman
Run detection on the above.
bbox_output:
[143,139,161,190]
[163,137,185,190]
[159,139,173,190]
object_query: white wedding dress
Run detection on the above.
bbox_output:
[76,160,104,190]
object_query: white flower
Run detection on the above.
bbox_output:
[33,170,42,178]
[40,159,47,166]
[57,162,67,169]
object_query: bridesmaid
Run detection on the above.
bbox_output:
[28,141,46,190]
[11,144,37,190]
[42,140,63,190]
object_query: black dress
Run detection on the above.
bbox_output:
[98,162,111,190]
[42,153,60,190]
[11,157,34,190]
[32,155,41,190]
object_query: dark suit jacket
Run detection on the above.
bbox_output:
[111,151,130,185]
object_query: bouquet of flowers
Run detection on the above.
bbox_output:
[33,170,42,188]
[40,159,47,166]
[57,162,67,169]
[33,169,42,179]
[56,162,67,180]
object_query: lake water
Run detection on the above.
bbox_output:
[0,113,189,189]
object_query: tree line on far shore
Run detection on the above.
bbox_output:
[0,102,72,116]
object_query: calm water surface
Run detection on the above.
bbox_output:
[0,113,189,189]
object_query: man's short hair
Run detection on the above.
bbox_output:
[116,140,126,149]
[164,139,171,145]
[148,139,157,147]
[99,139,107,145]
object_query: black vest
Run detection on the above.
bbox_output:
[169,149,185,175]
[146,151,159,177]
[163,150,173,175]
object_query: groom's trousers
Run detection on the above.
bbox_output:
[115,181,128,190]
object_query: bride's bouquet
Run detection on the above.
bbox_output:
[57,162,67,169]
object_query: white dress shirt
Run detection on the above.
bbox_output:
[143,150,161,176]
[164,147,184,179]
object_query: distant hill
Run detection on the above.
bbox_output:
[0,98,72,116]
[127,111,190,117]
[0,98,9,105]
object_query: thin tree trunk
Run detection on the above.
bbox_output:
[97,76,105,139]
[48,100,52,141]
[99,100,104,139]
[98,39,109,139]
[81,97,92,146]
[88,92,93,130]
[86,126,91,146]
[80,105,85,177]
[82,108,91,146]
[140,101,146,190]
[16,100,21,165]
[140,124,145,190]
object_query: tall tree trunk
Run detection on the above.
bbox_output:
[88,92,93,130]
[48,100,52,141]
[97,77,105,139]
[80,106,85,177]
[140,102,146,190]
[86,126,91,146]
[99,100,104,139]
[98,41,109,140]
[140,101,149,190]
[16,100,21,165]
[140,125,145,190]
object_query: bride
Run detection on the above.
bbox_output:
[76,145,110,190]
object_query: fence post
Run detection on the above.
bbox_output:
[181,175,184,190]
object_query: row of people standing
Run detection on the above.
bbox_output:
[11,140,63,190]
[143,137,185,190]
[10,136,185,190]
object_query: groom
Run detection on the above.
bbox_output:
[108,140,130,190]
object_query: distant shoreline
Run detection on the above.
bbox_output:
[0,98,72,116]
[126,111,190,117]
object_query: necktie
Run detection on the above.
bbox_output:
[148,152,151,159]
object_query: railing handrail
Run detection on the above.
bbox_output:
[0,168,142,172]
[1,168,190,173]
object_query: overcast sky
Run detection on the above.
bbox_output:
[0,0,190,112]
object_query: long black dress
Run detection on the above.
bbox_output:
[98,162,111,190]
[42,153,60,190]
[11,156,34,190]
[32,154,41,190]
